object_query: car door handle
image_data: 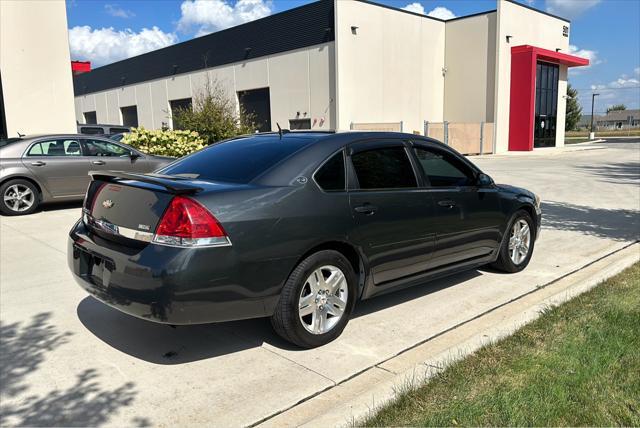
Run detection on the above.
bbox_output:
[30,161,46,166]
[438,200,457,208]
[91,160,106,165]
[354,204,378,215]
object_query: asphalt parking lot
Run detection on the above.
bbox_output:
[1,139,639,427]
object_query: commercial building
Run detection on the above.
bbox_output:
[72,0,589,153]
[1,0,77,139]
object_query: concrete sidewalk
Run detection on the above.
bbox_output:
[1,140,638,427]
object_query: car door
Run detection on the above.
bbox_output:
[80,138,144,172]
[347,140,436,287]
[411,143,503,267]
[22,138,91,197]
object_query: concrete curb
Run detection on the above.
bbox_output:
[257,242,640,428]
[472,143,606,159]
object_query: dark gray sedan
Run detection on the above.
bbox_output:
[68,131,541,348]
[0,134,173,215]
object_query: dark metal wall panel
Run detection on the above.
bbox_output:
[74,0,334,96]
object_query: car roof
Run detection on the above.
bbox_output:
[16,134,114,141]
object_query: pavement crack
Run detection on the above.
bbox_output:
[260,345,337,386]
[374,365,396,375]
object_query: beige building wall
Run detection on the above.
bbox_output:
[0,0,76,136]
[334,0,445,133]
[444,13,497,123]
[75,43,336,132]
[493,0,571,152]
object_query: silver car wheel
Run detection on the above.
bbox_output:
[508,219,531,265]
[298,265,349,335]
[3,184,35,213]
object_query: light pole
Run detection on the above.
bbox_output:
[590,93,599,140]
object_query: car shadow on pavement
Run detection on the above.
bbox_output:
[39,200,84,213]
[541,201,640,242]
[76,269,483,364]
[0,312,149,427]
[578,161,640,187]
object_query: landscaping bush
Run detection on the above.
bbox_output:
[121,127,205,158]
[171,77,256,145]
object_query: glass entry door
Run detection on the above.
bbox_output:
[534,62,559,148]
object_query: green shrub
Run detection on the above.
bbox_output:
[122,127,205,158]
[171,77,256,145]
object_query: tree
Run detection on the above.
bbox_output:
[565,83,582,131]
[171,77,256,145]
[606,104,626,114]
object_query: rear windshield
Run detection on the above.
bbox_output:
[158,135,317,183]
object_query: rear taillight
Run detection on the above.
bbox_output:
[153,196,230,248]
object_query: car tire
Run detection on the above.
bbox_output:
[271,250,357,348]
[0,179,40,216]
[491,209,536,273]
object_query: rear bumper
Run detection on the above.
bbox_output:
[68,220,269,324]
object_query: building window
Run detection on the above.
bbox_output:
[84,111,97,125]
[170,98,192,130]
[238,88,271,132]
[534,62,559,148]
[289,118,311,130]
[120,106,138,127]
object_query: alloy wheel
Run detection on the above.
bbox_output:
[509,219,531,265]
[3,184,35,213]
[298,265,349,335]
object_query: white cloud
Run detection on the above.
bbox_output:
[177,0,272,37]
[68,26,178,67]
[104,4,135,19]
[581,71,640,111]
[401,3,456,20]
[402,2,425,14]
[635,67,640,76]
[567,44,601,74]
[546,0,600,19]
[427,6,456,20]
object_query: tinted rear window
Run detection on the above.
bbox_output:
[159,135,317,183]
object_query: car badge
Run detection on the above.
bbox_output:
[102,199,114,209]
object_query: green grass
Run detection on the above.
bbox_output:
[565,129,640,137]
[363,263,640,427]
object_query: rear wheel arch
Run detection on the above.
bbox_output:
[293,241,366,298]
[0,176,43,199]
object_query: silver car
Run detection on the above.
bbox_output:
[0,134,173,215]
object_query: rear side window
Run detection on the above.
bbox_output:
[80,126,104,135]
[159,135,316,183]
[82,139,130,157]
[27,140,82,156]
[351,147,417,190]
[315,151,345,191]
[414,147,474,187]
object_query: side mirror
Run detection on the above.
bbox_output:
[477,173,494,187]
[129,151,141,160]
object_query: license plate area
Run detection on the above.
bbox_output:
[74,245,115,287]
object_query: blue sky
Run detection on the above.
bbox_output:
[66,0,640,112]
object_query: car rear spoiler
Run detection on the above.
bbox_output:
[89,170,203,195]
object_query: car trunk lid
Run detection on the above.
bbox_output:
[84,171,234,244]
